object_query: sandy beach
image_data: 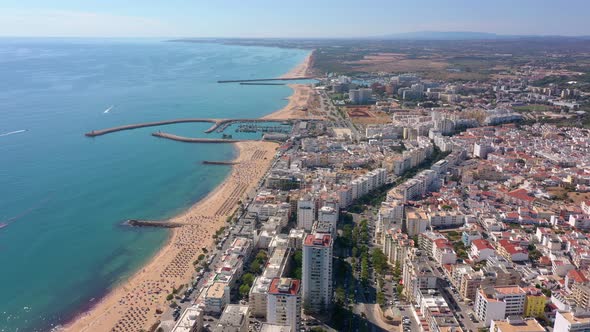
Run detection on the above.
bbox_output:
[63,141,277,332]
[262,83,315,120]
[64,52,313,332]
[280,52,313,79]
[264,51,324,120]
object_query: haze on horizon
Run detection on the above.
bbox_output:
[0,0,589,38]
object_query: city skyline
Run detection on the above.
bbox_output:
[1,0,589,38]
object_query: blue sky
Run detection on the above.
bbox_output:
[0,0,588,37]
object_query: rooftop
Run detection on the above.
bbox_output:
[215,305,249,331]
[268,277,300,296]
[171,306,202,332]
[304,233,332,247]
[491,317,545,332]
[206,282,226,299]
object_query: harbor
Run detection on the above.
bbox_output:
[85,118,294,137]
[235,124,291,133]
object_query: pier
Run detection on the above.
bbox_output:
[239,82,286,86]
[152,132,248,143]
[202,160,239,165]
[85,118,294,137]
[124,219,182,228]
[217,76,315,83]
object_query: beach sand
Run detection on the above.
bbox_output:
[63,141,277,332]
[280,52,313,79]
[64,51,314,332]
[264,52,324,120]
[262,84,314,120]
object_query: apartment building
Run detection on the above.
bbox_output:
[302,233,333,312]
[475,286,526,326]
[267,278,301,332]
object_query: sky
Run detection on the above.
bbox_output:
[0,0,589,38]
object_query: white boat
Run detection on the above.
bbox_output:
[103,105,114,114]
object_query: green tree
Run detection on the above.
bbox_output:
[241,273,255,287]
[371,248,388,276]
[335,287,346,304]
[256,250,268,261]
[377,291,386,306]
[250,260,261,274]
[239,284,250,299]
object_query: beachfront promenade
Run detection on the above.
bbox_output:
[84,118,293,137]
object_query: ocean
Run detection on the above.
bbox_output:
[0,38,308,331]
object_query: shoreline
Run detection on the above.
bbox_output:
[63,141,277,332]
[263,51,324,120]
[62,51,313,332]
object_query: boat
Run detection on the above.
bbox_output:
[0,223,7,229]
[103,105,114,114]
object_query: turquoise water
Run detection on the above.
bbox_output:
[0,38,308,331]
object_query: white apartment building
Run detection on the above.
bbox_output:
[249,277,271,318]
[554,311,590,332]
[405,208,429,237]
[214,305,249,332]
[475,286,526,326]
[170,306,203,332]
[204,282,231,314]
[302,233,333,312]
[318,206,338,235]
[267,278,301,332]
[429,210,466,228]
[382,229,413,265]
[297,195,316,231]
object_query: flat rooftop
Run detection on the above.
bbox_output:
[206,282,226,299]
[269,277,300,296]
[304,233,332,247]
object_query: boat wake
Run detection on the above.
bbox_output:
[0,194,53,231]
[0,129,27,137]
[103,105,114,114]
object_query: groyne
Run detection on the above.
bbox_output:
[85,118,294,137]
[218,77,315,83]
[240,82,286,86]
[202,160,239,165]
[124,219,182,228]
[152,132,247,143]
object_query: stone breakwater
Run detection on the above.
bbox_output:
[151,132,247,143]
[85,118,293,137]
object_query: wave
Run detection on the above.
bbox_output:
[0,129,26,137]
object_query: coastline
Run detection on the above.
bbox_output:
[263,51,324,120]
[63,51,313,332]
[64,141,277,332]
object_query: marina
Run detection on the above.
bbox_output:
[235,124,291,133]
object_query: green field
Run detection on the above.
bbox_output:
[513,104,556,112]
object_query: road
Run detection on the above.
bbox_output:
[159,146,288,330]
[421,256,483,332]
